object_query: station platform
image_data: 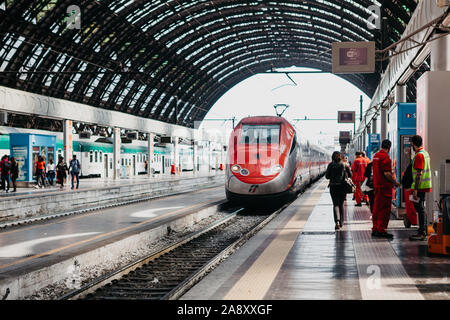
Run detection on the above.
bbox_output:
[0,171,225,224]
[182,179,450,300]
[0,185,226,299]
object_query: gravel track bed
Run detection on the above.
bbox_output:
[84,213,267,300]
[24,211,231,300]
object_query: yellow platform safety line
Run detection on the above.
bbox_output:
[224,180,328,300]
[0,201,212,271]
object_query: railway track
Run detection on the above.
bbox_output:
[59,204,288,300]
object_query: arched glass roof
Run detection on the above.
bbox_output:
[0,0,420,128]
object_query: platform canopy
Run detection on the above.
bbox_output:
[0,1,423,128]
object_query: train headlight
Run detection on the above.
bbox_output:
[231,165,241,173]
[240,168,250,176]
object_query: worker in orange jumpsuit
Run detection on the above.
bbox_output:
[351,152,366,207]
[361,151,371,204]
[372,140,401,238]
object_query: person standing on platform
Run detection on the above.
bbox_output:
[326,151,352,230]
[409,135,432,241]
[35,155,46,188]
[69,155,81,190]
[47,159,56,186]
[10,157,19,193]
[56,156,69,189]
[361,151,371,204]
[363,161,375,213]
[0,155,11,192]
[372,140,401,238]
[351,152,366,207]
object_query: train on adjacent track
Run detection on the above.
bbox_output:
[225,116,330,203]
[0,126,222,178]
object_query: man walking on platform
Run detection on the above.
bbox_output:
[372,140,401,239]
[409,135,432,241]
[69,155,81,190]
[351,152,366,207]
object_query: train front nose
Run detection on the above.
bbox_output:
[226,144,291,196]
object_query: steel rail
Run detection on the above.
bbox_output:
[58,206,246,300]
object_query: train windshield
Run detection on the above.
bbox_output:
[240,125,280,144]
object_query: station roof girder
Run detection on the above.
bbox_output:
[0,0,420,128]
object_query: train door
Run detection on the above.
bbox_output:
[133,155,136,176]
[104,154,108,178]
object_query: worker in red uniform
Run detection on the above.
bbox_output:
[372,140,401,238]
[351,152,366,207]
[361,151,371,204]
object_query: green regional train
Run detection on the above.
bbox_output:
[0,127,222,178]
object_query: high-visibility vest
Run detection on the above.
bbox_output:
[411,149,432,190]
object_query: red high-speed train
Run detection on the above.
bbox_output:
[225,116,329,203]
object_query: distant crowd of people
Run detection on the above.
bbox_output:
[0,154,82,193]
[35,155,81,190]
[326,134,431,241]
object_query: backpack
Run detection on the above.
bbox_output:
[71,159,80,173]
[401,163,413,189]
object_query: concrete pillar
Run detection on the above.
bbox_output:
[63,120,73,163]
[208,141,212,173]
[220,144,225,170]
[147,132,154,177]
[113,128,121,179]
[173,136,179,174]
[193,142,198,174]
[416,34,450,228]
[431,33,450,71]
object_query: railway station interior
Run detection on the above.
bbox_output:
[0,0,450,307]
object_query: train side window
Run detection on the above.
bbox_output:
[100,151,103,162]
[90,151,93,163]
[95,151,98,163]
[290,135,297,154]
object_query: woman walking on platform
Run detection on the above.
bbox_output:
[10,157,19,193]
[56,156,69,189]
[326,151,352,230]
